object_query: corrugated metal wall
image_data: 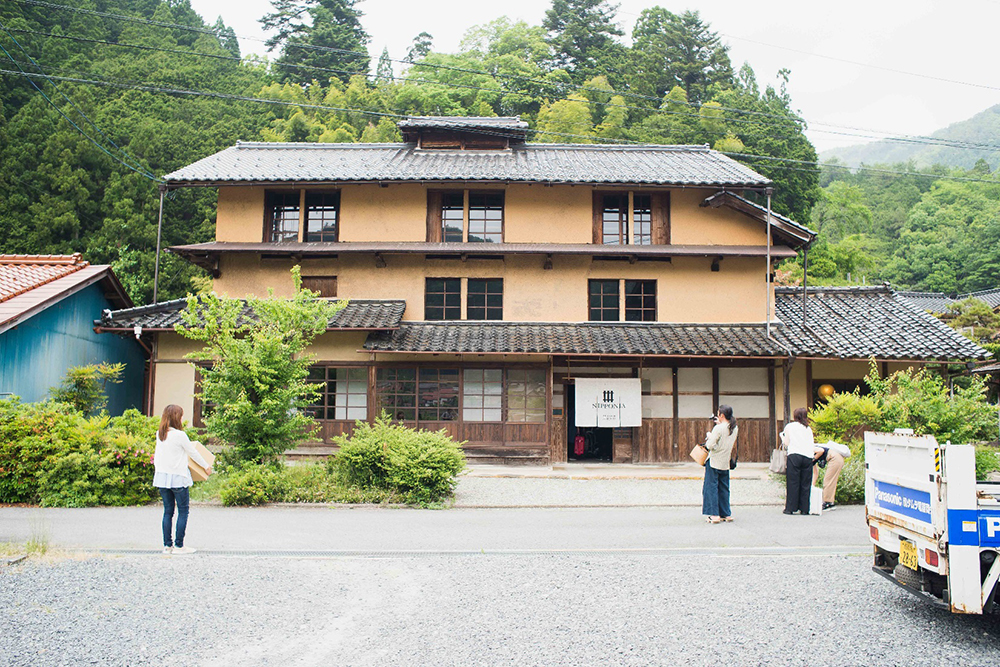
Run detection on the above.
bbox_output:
[0,283,145,414]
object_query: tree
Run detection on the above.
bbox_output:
[177,267,345,466]
[946,298,1000,344]
[261,0,370,86]
[49,363,124,415]
[630,8,732,105]
[542,0,625,85]
[809,182,873,243]
[405,31,433,63]
[535,93,594,142]
[213,17,241,59]
[375,47,393,86]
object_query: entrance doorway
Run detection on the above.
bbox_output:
[565,384,613,461]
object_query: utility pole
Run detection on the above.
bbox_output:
[152,183,166,304]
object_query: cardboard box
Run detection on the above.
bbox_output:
[188,442,215,482]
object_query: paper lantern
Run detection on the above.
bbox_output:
[817,384,836,399]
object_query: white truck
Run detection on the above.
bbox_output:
[866,431,1000,614]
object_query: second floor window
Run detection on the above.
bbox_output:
[589,279,657,321]
[305,192,339,242]
[589,279,620,321]
[301,276,337,298]
[266,191,300,242]
[467,279,503,320]
[425,278,461,320]
[428,190,504,243]
[601,194,628,245]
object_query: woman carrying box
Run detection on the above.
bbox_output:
[153,404,211,555]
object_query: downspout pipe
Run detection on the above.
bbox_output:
[152,183,167,304]
[802,246,808,328]
[765,188,773,338]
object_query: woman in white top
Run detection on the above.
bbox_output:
[153,404,211,555]
[702,404,739,524]
[781,407,818,515]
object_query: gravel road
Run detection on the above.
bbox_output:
[3,553,998,666]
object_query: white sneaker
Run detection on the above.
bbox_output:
[172,546,197,555]
[162,547,173,555]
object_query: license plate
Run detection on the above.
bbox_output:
[899,539,918,571]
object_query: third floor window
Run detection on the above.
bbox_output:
[593,192,669,246]
[265,189,340,242]
[428,190,504,243]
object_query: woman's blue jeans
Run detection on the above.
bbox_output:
[702,465,731,518]
[159,487,190,548]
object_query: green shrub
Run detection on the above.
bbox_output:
[334,413,465,504]
[976,446,1000,481]
[218,465,289,506]
[810,361,997,445]
[48,363,124,415]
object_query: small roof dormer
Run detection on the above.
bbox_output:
[397,116,529,150]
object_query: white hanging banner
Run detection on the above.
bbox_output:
[574,378,642,428]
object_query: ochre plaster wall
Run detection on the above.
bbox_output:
[213,184,770,247]
[151,333,203,420]
[214,253,772,323]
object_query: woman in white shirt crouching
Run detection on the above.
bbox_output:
[153,405,211,555]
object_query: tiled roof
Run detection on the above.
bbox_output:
[897,291,956,314]
[364,321,803,357]
[700,191,815,249]
[397,116,529,137]
[0,259,130,334]
[96,298,406,331]
[971,362,1000,375]
[363,288,986,361]
[0,254,88,302]
[163,142,771,188]
[965,287,1000,310]
[775,286,988,361]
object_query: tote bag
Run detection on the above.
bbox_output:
[768,446,787,475]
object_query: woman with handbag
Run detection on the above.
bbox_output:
[781,408,817,515]
[702,405,738,524]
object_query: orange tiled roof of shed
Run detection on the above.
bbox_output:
[0,254,89,303]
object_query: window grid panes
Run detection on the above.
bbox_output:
[462,369,503,422]
[376,368,416,421]
[425,278,461,320]
[418,368,460,421]
[441,192,465,243]
[589,279,620,321]
[266,191,300,242]
[633,194,652,245]
[625,280,656,322]
[467,278,503,320]
[307,367,368,421]
[506,369,546,423]
[305,191,339,242]
[601,194,628,245]
[467,192,503,243]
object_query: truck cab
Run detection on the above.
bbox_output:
[866,431,1000,614]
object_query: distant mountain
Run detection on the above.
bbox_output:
[820,104,1000,170]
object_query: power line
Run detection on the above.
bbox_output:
[3,66,998,186]
[12,0,999,154]
[0,24,161,182]
[10,25,1000,156]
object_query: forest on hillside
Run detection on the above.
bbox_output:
[0,0,997,303]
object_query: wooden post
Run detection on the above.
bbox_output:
[768,363,777,449]
[782,357,794,424]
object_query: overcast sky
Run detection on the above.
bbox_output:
[188,0,1000,153]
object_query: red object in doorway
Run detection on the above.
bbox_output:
[574,435,585,457]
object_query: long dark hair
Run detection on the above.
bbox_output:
[158,404,183,441]
[793,407,810,427]
[718,404,737,435]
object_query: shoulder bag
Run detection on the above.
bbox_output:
[690,444,709,466]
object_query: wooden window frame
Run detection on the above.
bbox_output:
[301,276,337,298]
[624,279,656,322]
[588,279,620,321]
[427,189,505,243]
[304,190,340,242]
[593,190,671,245]
[264,190,301,242]
[425,277,462,320]
[306,366,368,421]
[467,278,503,320]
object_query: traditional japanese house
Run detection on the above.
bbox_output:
[97,117,988,464]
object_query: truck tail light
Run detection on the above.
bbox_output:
[870,525,879,541]
[925,549,939,567]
